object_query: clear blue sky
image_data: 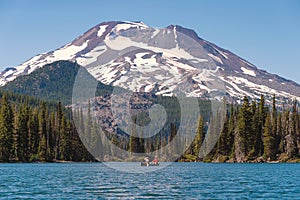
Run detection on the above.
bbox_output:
[0,0,299,83]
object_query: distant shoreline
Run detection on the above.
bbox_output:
[1,160,300,164]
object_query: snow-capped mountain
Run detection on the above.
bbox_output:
[1,21,300,103]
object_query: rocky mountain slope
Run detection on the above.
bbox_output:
[1,21,299,103]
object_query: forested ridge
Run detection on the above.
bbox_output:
[2,60,113,105]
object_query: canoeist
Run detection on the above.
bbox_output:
[143,157,149,166]
[152,156,158,165]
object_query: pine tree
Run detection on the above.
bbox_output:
[258,94,267,155]
[85,100,92,147]
[217,114,227,154]
[90,120,103,159]
[28,108,39,160]
[38,134,47,162]
[15,103,30,162]
[47,111,54,161]
[69,121,86,161]
[79,108,85,139]
[236,96,253,156]
[90,120,97,154]
[251,101,260,157]
[271,95,278,151]
[217,112,230,156]
[38,101,48,161]
[167,122,177,158]
[282,106,290,154]
[128,117,142,154]
[277,113,283,153]
[54,102,63,159]
[263,113,276,160]
[59,116,70,160]
[270,95,282,155]
[0,94,14,162]
[228,104,236,157]
[286,100,298,158]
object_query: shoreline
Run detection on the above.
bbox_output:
[1,160,300,164]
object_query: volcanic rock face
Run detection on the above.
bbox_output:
[1,21,299,103]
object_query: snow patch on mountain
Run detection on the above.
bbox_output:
[2,68,15,77]
[53,41,89,60]
[123,21,149,28]
[97,25,108,37]
[241,67,256,77]
[77,45,107,66]
[134,53,157,66]
[221,76,257,99]
[223,76,300,101]
[104,34,207,65]
[113,21,148,33]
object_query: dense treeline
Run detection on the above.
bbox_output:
[0,90,58,111]
[72,95,213,162]
[0,93,94,162]
[183,95,300,162]
[1,88,299,163]
[74,94,300,162]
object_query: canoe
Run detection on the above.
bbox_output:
[140,162,159,166]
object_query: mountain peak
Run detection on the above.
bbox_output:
[166,24,203,42]
[1,21,300,103]
[96,20,149,29]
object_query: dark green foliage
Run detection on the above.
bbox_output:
[0,91,95,162]
[28,108,39,158]
[128,117,144,154]
[263,113,276,160]
[250,100,260,157]
[0,94,14,162]
[2,61,113,105]
[15,103,30,161]
[76,93,300,162]
[192,115,205,156]
[85,100,92,146]
[286,100,299,158]
[236,96,253,155]
[210,95,300,162]
[257,94,267,155]
[217,111,231,156]
[37,101,48,161]
[59,116,70,160]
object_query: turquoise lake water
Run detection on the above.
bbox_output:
[0,162,300,199]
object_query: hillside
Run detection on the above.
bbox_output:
[2,60,113,105]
